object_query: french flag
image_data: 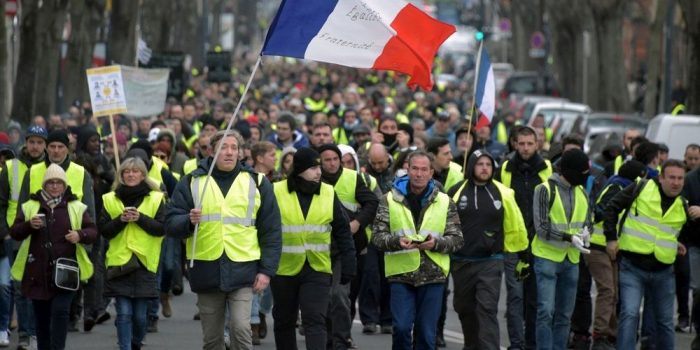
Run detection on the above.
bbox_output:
[474,45,495,129]
[262,0,455,91]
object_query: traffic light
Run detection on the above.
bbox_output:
[475,31,484,41]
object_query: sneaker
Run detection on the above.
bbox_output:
[362,323,377,334]
[676,318,691,333]
[96,311,111,324]
[380,324,392,334]
[0,330,9,347]
[17,335,29,349]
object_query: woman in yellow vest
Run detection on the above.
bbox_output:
[98,157,165,350]
[10,164,97,350]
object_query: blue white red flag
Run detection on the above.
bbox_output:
[262,0,455,91]
[474,45,495,128]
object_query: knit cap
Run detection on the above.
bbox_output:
[292,147,321,177]
[43,163,67,187]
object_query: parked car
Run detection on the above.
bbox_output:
[506,94,569,123]
[498,71,560,110]
[646,114,700,159]
[526,101,591,143]
[582,113,648,154]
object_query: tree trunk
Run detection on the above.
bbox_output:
[678,0,700,114]
[235,0,257,53]
[589,0,630,111]
[643,0,666,118]
[63,0,105,109]
[107,0,138,66]
[510,0,541,71]
[0,0,8,126]
[141,0,169,52]
[170,0,199,59]
[11,0,39,124]
[33,0,69,118]
[209,0,223,48]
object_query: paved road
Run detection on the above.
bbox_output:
[5,279,691,349]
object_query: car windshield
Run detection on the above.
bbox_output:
[540,109,584,126]
[587,117,646,130]
[508,77,537,94]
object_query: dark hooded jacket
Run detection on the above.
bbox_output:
[165,158,282,293]
[74,126,114,219]
[447,150,505,260]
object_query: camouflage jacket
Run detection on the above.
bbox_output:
[371,179,463,286]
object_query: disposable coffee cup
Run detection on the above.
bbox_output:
[35,214,46,227]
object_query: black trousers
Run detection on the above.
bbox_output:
[33,291,76,350]
[452,259,503,350]
[272,262,331,350]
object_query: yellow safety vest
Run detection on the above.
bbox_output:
[496,121,509,145]
[102,191,165,273]
[29,162,85,201]
[335,169,359,212]
[500,159,552,188]
[5,159,28,226]
[671,103,685,115]
[304,97,326,113]
[531,182,589,263]
[451,180,528,253]
[274,180,334,276]
[332,128,349,145]
[188,172,263,261]
[11,200,94,282]
[384,191,451,277]
[148,157,165,187]
[360,173,378,241]
[618,180,686,264]
[612,155,624,175]
[444,162,465,192]
[183,158,198,176]
[591,184,623,247]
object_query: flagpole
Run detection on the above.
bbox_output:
[463,40,484,174]
[189,55,262,268]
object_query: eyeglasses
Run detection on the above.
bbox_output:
[45,180,64,186]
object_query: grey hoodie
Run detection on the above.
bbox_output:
[533,173,592,243]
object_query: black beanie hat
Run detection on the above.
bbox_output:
[47,129,70,147]
[618,160,647,181]
[398,123,414,144]
[292,147,321,177]
[130,139,154,159]
[560,149,590,186]
[317,144,342,160]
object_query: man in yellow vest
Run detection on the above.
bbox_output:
[604,128,642,177]
[426,137,464,192]
[165,130,282,350]
[494,125,552,350]
[586,160,647,349]
[372,151,463,350]
[447,150,528,350]
[603,159,699,350]
[183,133,214,177]
[271,147,356,350]
[0,125,47,348]
[531,149,593,350]
[318,144,378,349]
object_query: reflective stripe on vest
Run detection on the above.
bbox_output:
[335,169,359,212]
[29,162,85,201]
[103,191,165,273]
[148,157,165,187]
[531,182,589,264]
[618,180,686,264]
[188,172,262,261]
[385,191,451,277]
[500,160,552,188]
[274,180,334,276]
[11,200,94,282]
[5,159,27,227]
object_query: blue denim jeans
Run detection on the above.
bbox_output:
[390,282,445,350]
[617,257,675,350]
[0,257,11,332]
[115,296,149,350]
[533,257,578,350]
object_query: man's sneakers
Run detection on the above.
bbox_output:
[17,335,36,350]
[380,324,392,334]
[0,330,9,347]
[676,317,691,333]
[362,323,377,334]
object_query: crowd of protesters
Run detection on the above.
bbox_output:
[0,55,698,350]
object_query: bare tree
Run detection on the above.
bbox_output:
[63,0,105,109]
[643,0,667,118]
[510,0,543,71]
[107,0,138,65]
[11,0,70,125]
[0,0,8,126]
[678,0,700,114]
[589,0,630,111]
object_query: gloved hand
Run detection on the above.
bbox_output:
[580,227,591,248]
[571,234,591,254]
[515,260,530,281]
[340,273,354,285]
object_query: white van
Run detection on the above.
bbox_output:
[645,114,700,159]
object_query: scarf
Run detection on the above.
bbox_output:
[321,169,343,186]
[288,176,321,195]
[115,182,152,207]
[41,189,63,209]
